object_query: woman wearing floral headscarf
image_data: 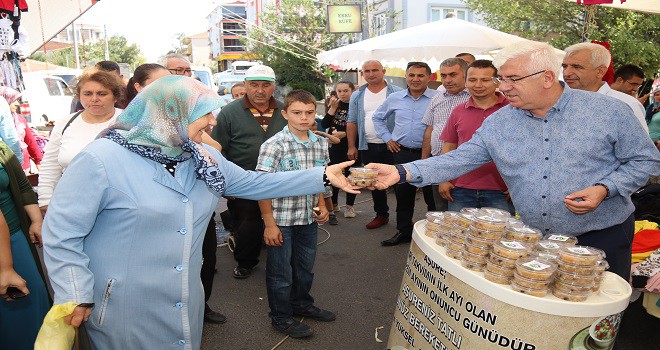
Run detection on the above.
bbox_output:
[42,75,356,349]
[0,87,43,170]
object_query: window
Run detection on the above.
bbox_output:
[430,7,467,21]
[222,38,245,52]
[44,78,63,96]
[373,12,388,36]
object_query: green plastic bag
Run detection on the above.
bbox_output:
[34,302,78,350]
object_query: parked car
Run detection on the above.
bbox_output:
[230,60,258,75]
[191,66,217,93]
[21,72,74,126]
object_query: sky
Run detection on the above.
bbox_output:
[78,0,223,62]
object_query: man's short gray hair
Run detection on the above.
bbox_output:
[493,41,562,78]
[440,58,468,72]
[564,42,611,68]
[158,54,191,67]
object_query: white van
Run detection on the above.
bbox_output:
[231,61,258,75]
[22,72,74,126]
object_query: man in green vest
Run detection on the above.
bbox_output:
[212,65,287,280]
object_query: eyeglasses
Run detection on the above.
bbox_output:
[625,80,642,90]
[492,70,546,85]
[168,68,192,75]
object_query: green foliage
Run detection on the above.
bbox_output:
[464,0,660,76]
[30,34,146,69]
[247,0,349,99]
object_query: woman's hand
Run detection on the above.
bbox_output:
[0,268,29,301]
[64,306,92,328]
[364,163,400,190]
[29,221,43,247]
[325,161,360,194]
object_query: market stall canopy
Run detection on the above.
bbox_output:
[571,0,660,15]
[317,18,560,70]
[23,0,99,55]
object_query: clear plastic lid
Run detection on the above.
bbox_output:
[513,271,553,288]
[442,211,460,224]
[542,233,578,245]
[483,269,512,284]
[426,211,444,222]
[515,257,557,279]
[466,233,496,248]
[485,259,515,276]
[492,240,533,255]
[472,214,508,231]
[558,245,605,266]
[460,207,480,214]
[555,269,595,285]
[348,167,378,178]
[454,213,474,228]
[595,260,610,273]
[554,279,594,293]
[479,207,512,218]
[505,226,542,242]
[510,280,549,297]
[536,240,565,252]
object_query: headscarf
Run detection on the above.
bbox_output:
[100,75,226,194]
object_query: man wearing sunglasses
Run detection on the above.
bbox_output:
[366,41,659,284]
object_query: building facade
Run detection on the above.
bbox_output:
[207,1,251,71]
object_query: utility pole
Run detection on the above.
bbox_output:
[104,25,110,60]
[72,21,80,68]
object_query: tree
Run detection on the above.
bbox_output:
[30,34,146,69]
[463,0,660,76]
[247,0,349,99]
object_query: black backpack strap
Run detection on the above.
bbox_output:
[61,110,84,135]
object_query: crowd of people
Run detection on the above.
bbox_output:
[0,37,658,349]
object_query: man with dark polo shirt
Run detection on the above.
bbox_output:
[438,60,513,214]
[212,65,287,279]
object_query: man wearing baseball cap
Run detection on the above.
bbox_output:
[212,64,287,281]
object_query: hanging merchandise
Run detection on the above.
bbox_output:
[0,2,29,91]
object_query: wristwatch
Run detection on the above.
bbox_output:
[394,164,407,184]
[594,183,610,199]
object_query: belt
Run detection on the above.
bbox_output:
[399,145,422,152]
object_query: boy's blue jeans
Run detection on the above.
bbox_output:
[447,187,516,215]
[266,222,318,324]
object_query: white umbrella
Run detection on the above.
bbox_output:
[317,18,546,70]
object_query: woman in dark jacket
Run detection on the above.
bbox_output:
[0,141,50,350]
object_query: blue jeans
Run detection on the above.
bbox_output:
[448,187,515,215]
[266,222,318,323]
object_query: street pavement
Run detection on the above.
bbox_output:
[200,190,660,350]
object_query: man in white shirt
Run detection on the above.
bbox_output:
[421,58,471,210]
[562,43,648,133]
[346,60,402,229]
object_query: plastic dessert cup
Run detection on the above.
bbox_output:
[510,281,548,297]
[486,259,515,277]
[472,214,508,231]
[492,240,533,259]
[505,226,542,243]
[347,175,377,187]
[515,257,557,280]
[484,269,512,284]
[558,246,605,266]
[348,167,378,179]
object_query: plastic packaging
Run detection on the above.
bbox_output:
[348,167,378,178]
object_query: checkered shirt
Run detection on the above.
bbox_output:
[256,126,330,226]
[421,89,470,156]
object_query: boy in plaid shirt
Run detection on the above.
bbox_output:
[256,90,335,338]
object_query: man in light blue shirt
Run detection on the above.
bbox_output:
[372,62,438,246]
[367,42,660,282]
